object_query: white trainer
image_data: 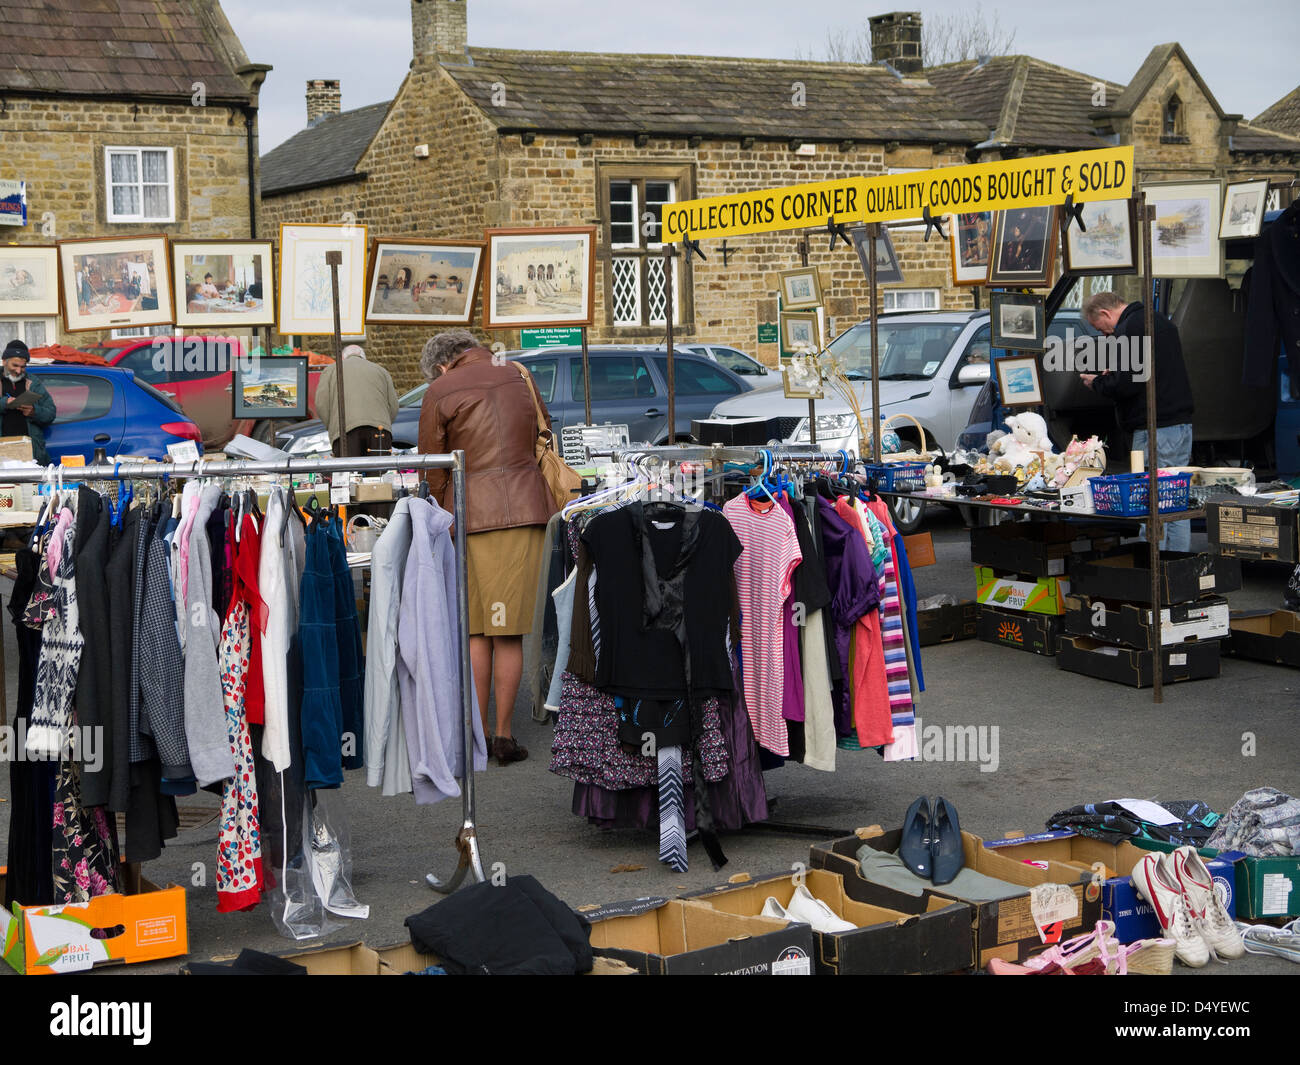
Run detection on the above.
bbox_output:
[785,884,857,933]
[1130,853,1209,967]
[761,896,792,922]
[1170,846,1245,960]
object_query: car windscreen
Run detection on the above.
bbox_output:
[399,383,428,407]
[823,322,965,381]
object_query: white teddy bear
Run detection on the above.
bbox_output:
[991,411,1054,476]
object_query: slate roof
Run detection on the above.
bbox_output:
[441,48,989,143]
[0,0,252,101]
[260,101,390,196]
[1230,121,1300,154]
[1254,86,1300,139]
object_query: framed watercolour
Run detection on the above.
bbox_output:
[1063,199,1139,276]
[57,235,173,332]
[990,290,1046,352]
[782,354,825,399]
[366,238,486,325]
[1219,179,1270,240]
[778,266,823,310]
[277,223,368,336]
[232,355,308,420]
[949,211,993,286]
[1142,181,1224,279]
[482,226,596,330]
[988,206,1058,286]
[850,224,904,285]
[994,354,1045,408]
[171,239,274,327]
[0,245,59,318]
[779,310,821,356]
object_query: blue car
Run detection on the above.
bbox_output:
[29,364,204,463]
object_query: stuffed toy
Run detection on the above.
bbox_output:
[990,411,1055,478]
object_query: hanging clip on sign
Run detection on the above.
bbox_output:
[681,233,706,263]
[826,215,850,251]
[662,147,1134,241]
[921,206,947,243]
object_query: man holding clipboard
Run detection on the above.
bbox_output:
[2,340,56,465]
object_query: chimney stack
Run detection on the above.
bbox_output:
[870,12,924,75]
[306,79,341,125]
[411,0,468,66]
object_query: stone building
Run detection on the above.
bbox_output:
[0,0,269,351]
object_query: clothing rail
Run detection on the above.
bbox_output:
[6,451,486,896]
[610,444,857,467]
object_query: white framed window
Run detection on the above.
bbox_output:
[882,288,940,311]
[601,169,687,327]
[111,324,176,339]
[105,147,176,223]
[0,317,56,348]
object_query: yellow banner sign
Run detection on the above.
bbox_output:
[662,147,1134,242]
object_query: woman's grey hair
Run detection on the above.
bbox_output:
[420,330,479,381]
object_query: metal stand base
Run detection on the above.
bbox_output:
[426,824,487,894]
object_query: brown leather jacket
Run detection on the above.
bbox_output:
[418,347,557,533]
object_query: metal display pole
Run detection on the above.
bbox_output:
[326,250,349,459]
[868,222,882,463]
[664,246,676,445]
[580,325,592,425]
[1138,194,1164,704]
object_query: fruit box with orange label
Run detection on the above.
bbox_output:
[1,866,187,975]
[976,604,1060,656]
[973,566,1070,616]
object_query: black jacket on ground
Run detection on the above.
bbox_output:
[1091,301,1194,432]
[1243,203,1300,393]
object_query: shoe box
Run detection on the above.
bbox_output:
[1131,839,1300,920]
[970,521,1124,578]
[976,604,1060,655]
[582,897,816,975]
[1062,594,1230,650]
[1206,500,1299,563]
[973,566,1070,615]
[809,827,1100,968]
[1055,634,1221,687]
[1067,546,1242,606]
[916,599,979,647]
[681,867,972,975]
[981,831,1240,944]
[1223,610,1300,668]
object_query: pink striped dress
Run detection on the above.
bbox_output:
[862,498,917,760]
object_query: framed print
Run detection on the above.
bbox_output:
[0,245,59,317]
[949,211,992,286]
[988,206,1058,286]
[990,290,1046,352]
[994,354,1044,408]
[1142,181,1224,279]
[482,226,596,330]
[277,223,368,336]
[1219,179,1270,240]
[778,266,823,310]
[232,355,308,420]
[57,235,173,332]
[779,311,820,356]
[782,354,824,399]
[366,238,486,325]
[1063,199,1139,276]
[172,239,274,327]
[850,224,905,285]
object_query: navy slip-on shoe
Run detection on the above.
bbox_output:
[930,796,965,886]
[899,795,933,879]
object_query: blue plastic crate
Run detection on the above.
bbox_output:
[862,461,928,493]
[1087,471,1191,516]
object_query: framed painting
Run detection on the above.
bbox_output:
[277,223,368,336]
[850,224,904,285]
[778,266,823,310]
[988,206,1058,286]
[994,353,1045,408]
[949,211,992,286]
[1063,199,1139,276]
[1142,181,1224,279]
[1219,179,1270,240]
[0,245,59,318]
[57,234,173,332]
[779,310,821,356]
[990,290,1046,352]
[482,226,596,330]
[171,239,274,327]
[782,354,825,399]
[232,355,308,420]
[366,238,486,325]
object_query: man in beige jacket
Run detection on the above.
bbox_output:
[314,344,400,456]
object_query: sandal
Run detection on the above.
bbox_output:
[491,736,529,766]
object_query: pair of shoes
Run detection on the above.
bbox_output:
[1238,918,1300,964]
[490,736,529,767]
[761,885,856,934]
[988,955,1110,975]
[1130,847,1245,967]
[899,796,963,885]
[986,920,1175,976]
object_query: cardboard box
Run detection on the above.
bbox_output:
[1063,594,1230,650]
[916,599,978,646]
[1207,500,1299,562]
[1223,610,1300,667]
[809,828,1098,967]
[1055,634,1221,687]
[1128,838,1300,920]
[977,604,1060,655]
[970,521,1122,578]
[682,867,972,975]
[1067,546,1242,606]
[0,436,34,463]
[903,531,936,567]
[353,478,395,502]
[583,897,815,974]
[691,417,773,447]
[974,565,1070,615]
[2,867,187,975]
[981,831,1238,944]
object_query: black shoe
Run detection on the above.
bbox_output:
[930,797,964,886]
[899,796,932,879]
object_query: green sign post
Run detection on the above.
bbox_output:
[520,327,584,349]
[757,321,779,345]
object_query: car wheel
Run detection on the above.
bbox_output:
[888,494,926,534]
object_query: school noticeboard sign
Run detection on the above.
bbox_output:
[662,147,1134,242]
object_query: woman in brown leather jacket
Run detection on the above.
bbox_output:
[418,330,557,765]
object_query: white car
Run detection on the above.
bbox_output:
[667,343,777,382]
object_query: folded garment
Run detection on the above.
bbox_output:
[1206,787,1300,857]
[1046,799,1219,848]
[854,845,1026,903]
[185,948,308,975]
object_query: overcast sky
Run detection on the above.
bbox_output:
[228,0,1299,153]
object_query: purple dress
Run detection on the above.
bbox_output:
[816,498,881,737]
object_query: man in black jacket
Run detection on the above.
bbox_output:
[1080,291,1195,550]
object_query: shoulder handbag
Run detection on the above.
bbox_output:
[516,363,581,510]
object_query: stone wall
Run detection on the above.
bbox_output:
[1127,54,1224,182]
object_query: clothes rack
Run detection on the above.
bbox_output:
[3,451,486,895]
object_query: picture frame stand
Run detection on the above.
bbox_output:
[326,250,349,460]
[1138,192,1165,704]
[580,325,592,425]
[663,245,676,446]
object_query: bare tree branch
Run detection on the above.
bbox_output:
[798,4,1017,66]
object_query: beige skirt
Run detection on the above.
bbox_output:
[465,525,546,636]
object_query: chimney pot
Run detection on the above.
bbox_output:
[869,11,924,76]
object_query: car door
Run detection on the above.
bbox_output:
[568,354,665,442]
[708,346,771,380]
[945,323,992,447]
[517,354,562,433]
[33,371,126,462]
[651,356,745,439]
